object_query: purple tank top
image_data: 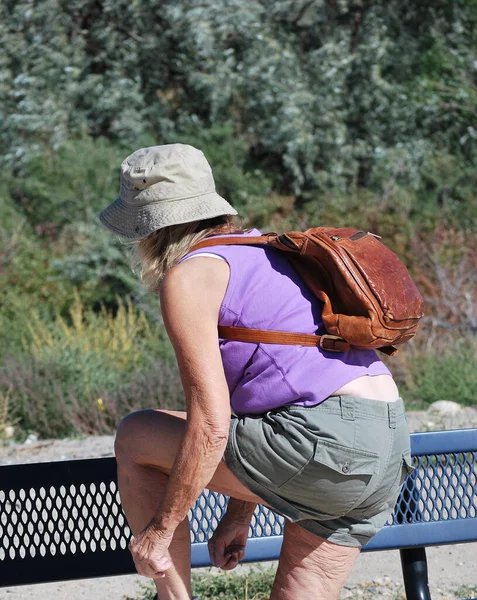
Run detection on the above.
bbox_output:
[181,229,390,415]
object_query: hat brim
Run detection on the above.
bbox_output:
[99,192,238,240]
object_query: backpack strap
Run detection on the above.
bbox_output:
[218,326,351,352]
[191,235,273,251]
[219,326,398,355]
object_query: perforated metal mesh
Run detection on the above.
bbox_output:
[394,451,477,524]
[189,489,285,544]
[0,479,285,563]
[0,444,476,586]
[0,481,128,561]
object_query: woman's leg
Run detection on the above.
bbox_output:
[270,521,360,600]
[115,409,265,600]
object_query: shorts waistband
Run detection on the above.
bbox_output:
[288,395,406,428]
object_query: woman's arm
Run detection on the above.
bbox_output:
[208,498,257,569]
[152,256,233,536]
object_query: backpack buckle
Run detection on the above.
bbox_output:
[319,335,350,353]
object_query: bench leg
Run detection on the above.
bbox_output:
[400,547,431,600]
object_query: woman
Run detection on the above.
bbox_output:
[99,143,413,600]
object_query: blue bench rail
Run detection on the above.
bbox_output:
[0,429,476,591]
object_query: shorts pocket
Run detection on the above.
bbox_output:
[277,439,379,519]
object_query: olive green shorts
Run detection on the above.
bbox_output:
[223,395,414,547]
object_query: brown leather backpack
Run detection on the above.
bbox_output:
[192,227,424,356]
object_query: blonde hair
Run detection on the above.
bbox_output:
[130,216,243,293]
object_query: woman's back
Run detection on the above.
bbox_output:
[181,229,391,415]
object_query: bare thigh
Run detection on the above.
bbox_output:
[115,408,269,505]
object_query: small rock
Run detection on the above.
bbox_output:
[24,433,39,445]
[428,401,462,416]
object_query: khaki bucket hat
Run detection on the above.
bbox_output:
[99,143,238,239]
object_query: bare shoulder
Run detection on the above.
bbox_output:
[160,256,230,320]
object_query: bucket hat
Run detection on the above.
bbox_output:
[99,143,238,240]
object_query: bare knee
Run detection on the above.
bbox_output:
[115,408,185,474]
[114,409,155,465]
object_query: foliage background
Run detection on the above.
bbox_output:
[1,0,476,439]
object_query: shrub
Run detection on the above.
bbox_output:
[385,224,477,409]
[3,0,477,209]
[68,362,184,436]
[0,296,180,438]
[1,144,150,337]
[0,218,71,358]
[390,337,477,410]
[0,354,183,439]
[6,137,129,228]
[25,293,174,376]
[410,226,477,337]
[191,568,276,600]
[0,218,140,358]
[172,124,272,211]
[49,221,141,312]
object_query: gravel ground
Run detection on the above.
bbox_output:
[0,403,476,600]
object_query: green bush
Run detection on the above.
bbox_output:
[395,338,477,409]
[0,137,153,332]
[192,568,276,600]
[0,297,180,438]
[49,221,141,311]
[2,0,476,208]
[0,214,140,357]
[1,0,476,440]
[0,354,183,439]
[6,137,129,228]
[173,124,272,211]
[0,221,72,358]
[134,568,277,600]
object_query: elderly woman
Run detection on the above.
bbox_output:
[99,144,413,600]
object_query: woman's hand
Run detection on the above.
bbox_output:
[208,513,250,570]
[129,520,174,579]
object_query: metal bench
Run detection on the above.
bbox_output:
[0,429,476,600]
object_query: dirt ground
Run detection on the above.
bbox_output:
[0,545,476,600]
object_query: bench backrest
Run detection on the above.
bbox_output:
[0,429,476,587]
